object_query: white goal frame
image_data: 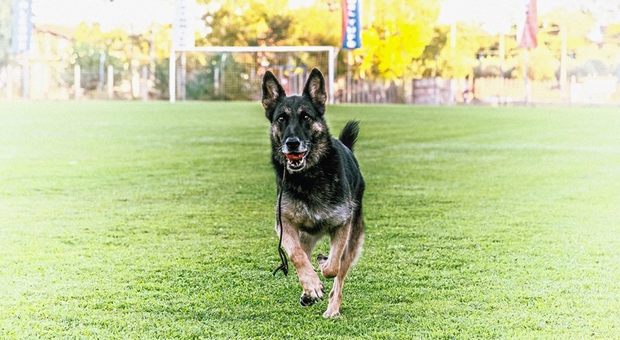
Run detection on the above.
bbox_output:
[168,46,337,103]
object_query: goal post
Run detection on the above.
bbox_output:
[168,46,337,103]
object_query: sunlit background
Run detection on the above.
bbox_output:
[2,0,620,104]
[3,2,620,337]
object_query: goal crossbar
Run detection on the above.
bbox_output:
[169,46,337,103]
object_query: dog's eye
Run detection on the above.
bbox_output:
[300,112,311,121]
[277,116,285,123]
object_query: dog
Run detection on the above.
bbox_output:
[261,68,365,318]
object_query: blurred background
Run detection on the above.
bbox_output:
[2,0,620,105]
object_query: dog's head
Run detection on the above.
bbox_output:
[261,68,330,173]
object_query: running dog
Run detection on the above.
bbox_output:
[261,68,365,318]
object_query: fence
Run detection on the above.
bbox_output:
[3,59,620,105]
[334,76,620,105]
[1,59,163,100]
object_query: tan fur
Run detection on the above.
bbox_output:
[279,206,363,318]
[321,221,364,318]
[271,124,280,139]
[275,221,324,301]
[300,231,321,261]
[281,194,353,230]
[262,79,282,111]
[307,78,326,105]
[319,222,351,278]
[311,121,324,133]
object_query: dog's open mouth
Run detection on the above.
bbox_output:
[284,152,307,171]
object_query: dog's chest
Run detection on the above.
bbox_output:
[282,196,352,230]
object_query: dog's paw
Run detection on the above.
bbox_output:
[322,308,341,319]
[300,293,318,306]
[299,278,324,306]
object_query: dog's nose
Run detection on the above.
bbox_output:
[285,137,301,150]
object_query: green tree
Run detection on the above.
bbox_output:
[198,0,294,46]
[191,1,342,99]
[198,0,339,47]
[68,23,172,97]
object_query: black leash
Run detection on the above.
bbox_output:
[272,166,289,276]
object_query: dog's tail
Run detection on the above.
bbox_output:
[339,120,360,152]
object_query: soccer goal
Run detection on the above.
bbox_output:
[168,46,337,103]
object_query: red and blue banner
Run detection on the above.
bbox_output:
[341,0,361,49]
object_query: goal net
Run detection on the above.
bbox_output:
[168,46,337,103]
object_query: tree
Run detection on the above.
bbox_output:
[66,22,172,97]
[197,0,340,47]
[289,2,339,46]
[190,1,342,99]
[421,24,497,79]
[198,0,295,46]
[355,0,440,79]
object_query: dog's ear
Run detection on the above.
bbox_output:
[303,68,327,116]
[262,71,286,121]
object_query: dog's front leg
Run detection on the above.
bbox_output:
[276,221,324,306]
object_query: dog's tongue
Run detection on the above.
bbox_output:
[285,153,305,161]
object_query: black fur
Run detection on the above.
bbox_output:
[261,68,365,317]
[339,120,360,152]
[262,69,364,234]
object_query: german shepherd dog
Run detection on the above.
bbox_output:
[261,68,365,318]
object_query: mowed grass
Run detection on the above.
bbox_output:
[1,101,620,338]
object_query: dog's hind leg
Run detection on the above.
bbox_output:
[300,231,322,261]
[318,222,351,278]
[322,213,364,318]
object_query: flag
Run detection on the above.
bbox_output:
[518,0,537,49]
[173,0,195,50]
[10,0,33,54]
[341,0,362,49]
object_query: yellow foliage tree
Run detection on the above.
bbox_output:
[433,24,496,78]
[355,0,440,79]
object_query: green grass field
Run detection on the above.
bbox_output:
[1,101,619,338]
